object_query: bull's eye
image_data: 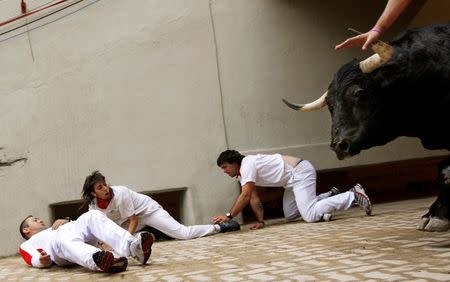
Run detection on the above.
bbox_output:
[345,85,365,101]
[353,87,365,98]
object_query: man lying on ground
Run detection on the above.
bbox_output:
[19,210,153,273]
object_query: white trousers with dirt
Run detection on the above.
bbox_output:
[52,210,135,271]
[282,160,355,222]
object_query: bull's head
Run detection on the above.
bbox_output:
[283,42,395,160]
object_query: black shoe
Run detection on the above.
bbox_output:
[141,226,174,241]
[330,187,340,196]
[218,220,240,233]
[93,251,128,273]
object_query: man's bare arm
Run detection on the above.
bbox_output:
[336,0,412,50]
[212,182,255,223]
[127,215,138,235]
[229,182,255,217]
[374,0,412,34]
[249,188,265,230]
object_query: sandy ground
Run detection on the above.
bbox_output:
[2,197,450,281]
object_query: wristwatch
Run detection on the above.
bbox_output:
[226,212,233,219]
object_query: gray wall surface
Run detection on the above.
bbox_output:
[0,0,447,256]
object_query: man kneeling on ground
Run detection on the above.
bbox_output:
[19,210,153,273]
[212,150,372,228]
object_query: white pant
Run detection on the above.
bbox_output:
[52,210,135,271]
[133,208,218,240]
[282,160,355,222]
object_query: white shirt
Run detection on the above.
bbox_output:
[89,186,161,226]
[239,154,295,187]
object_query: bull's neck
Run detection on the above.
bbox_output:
[378,82,423,138]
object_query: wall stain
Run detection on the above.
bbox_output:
[0,147,27,168]
[0,157,27,167]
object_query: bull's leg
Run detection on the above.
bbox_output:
[417,184,450,232]
[416,211,431,230]
[417,159,450,232]
[423,217,450,232]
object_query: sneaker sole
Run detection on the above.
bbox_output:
[354,191,372,216]
[109,257,128,273]
[96,251,114,272]
[140,232,154,265]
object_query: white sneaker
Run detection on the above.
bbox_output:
[351,183,372,216]
[130,231,154,265]
[351,183,366,194]
[322,213,333,221]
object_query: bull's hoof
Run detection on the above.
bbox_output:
[416,216,430,230]
[423,217,450,232]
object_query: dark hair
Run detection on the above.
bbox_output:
[80,170,111,210]
[216,150,245,166]
[19,215,32,240]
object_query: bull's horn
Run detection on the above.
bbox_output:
[359,41,394,73]
[282,92,327,112]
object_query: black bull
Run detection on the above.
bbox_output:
[283,23,450,231]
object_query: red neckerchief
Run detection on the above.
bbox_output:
[97,198,111,209]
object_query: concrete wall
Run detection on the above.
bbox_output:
[409,0,450,27]
[0,0,447,256]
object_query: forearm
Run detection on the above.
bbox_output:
[128,223,138,235]
[229,191,251,218]
[250,192,264,222]
[374,0,412,31]
[127,216,138,234]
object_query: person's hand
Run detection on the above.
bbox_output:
[98,241,113,251]
[212,215,230,224]
[39,250,52,267]
[250,221,265,230]
[335,30,381,51]
[51,219,69,230]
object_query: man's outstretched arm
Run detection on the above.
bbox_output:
[212,182,255,223]
[335,0,412,50]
